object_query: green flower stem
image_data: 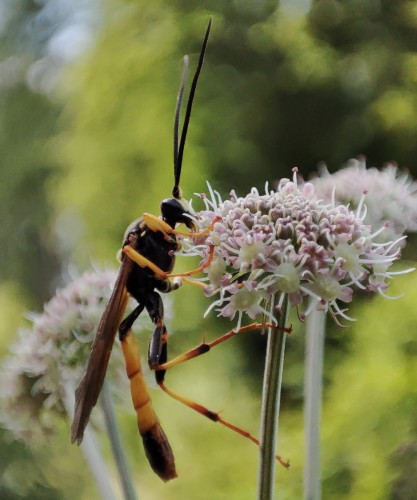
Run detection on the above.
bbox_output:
[63,384,117,500]
[257,297,289,500]
[304,304,326,500]
[100,382,138,500]
[80,426,118,500]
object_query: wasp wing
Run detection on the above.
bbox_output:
[71,255,134,444]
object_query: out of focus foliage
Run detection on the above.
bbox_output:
[53,0,417,263]
[0,30,59,303]
[1,0,417,498]
[3,0,417,288]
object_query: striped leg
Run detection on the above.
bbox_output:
[153,322,292,469]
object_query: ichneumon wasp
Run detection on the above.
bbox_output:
[71,18,289,482]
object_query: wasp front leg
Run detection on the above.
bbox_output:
[143,213,221,238]
[123,244,215,281]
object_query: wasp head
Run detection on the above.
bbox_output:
[161,196,195,230]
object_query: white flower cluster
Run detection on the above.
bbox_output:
[182,169,408,329]
[0,268,158,441]
[312,158,417,243]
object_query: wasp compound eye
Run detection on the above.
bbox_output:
[161,198,195,229]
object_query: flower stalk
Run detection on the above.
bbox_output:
[100,382,138,500]
[178,169,414,497]
[0,269,165,497]
[304,303,326,500]
[257,296,289,500]
[63,383,117,500]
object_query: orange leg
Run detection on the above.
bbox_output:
[157,322,292,371]
[181,276,208,290]
[143,213,221,238]
[123,245,215,280]
[158,381,289,469]
[155,322,292,469]
[168,245,215,278]
[170,216,222,238]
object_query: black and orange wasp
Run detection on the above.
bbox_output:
[71,18,289,482]
[71,19,213,481]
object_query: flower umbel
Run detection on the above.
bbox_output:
[0,267,161,441]
[311,158,417,243]
[182,169,406,327]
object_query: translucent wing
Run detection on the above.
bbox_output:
[71,255,134,444]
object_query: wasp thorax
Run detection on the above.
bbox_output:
[161,197,195,229]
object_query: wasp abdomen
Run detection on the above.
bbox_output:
[121,326,177,481]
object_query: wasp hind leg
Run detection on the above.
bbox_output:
[157,322,292,371]
[150,319,291,469]
[119,304,145,341]
[119,301,177,481]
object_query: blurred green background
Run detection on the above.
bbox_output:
[1,0,417,498]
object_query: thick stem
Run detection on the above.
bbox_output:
[100,382,138,500]
[304,304,326,500]
[257,297,289,500]
[63,383,117,500]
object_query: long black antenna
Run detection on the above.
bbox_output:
[173,18,212,199]
[173,55,189,185]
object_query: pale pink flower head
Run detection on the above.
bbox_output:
[182,169,408,329]
[312,157,417,243]
[0,267,164,441]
